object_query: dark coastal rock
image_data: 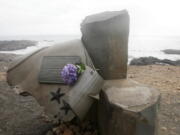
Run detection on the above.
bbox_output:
[130,57,180,66]
[162,49,180,55]
[0,82,52,135]
[0,53,18,62]
[0,40,37,51]
[81,10,129,79]
[0,53,20,72]
[0,53,52,135]
[130,57,160,65]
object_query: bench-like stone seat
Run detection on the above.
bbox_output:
[98,79,160,135]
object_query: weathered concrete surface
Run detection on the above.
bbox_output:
[81,10,129,79]
[0,81,52,135]
[7,39,97,122]
[98,79,160,135]
[63,66,103,121]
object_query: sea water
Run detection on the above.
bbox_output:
[129,36,180,62]
[0,35,180,62]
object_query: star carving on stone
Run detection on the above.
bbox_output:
[60,100,71,115]
[50,88,65,104]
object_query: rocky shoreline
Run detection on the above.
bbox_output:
[130,56,180,66]
[162,49,180,55]
[0,53,20,72]
[0,40,37,51]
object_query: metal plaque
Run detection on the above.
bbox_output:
[39,56,81,84]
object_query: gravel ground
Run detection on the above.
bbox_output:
[128,65,180,135]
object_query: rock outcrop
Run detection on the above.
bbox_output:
[130,57,180,66]
[0,82,52,135]
[162,49,180,55]
[0,40,37,51]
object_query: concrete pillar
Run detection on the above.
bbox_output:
[98,79,160,135]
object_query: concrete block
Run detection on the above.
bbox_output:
[81,10,129,79]
[98,79,160,135]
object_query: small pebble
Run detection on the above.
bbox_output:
[46,130,54,135]
[63,129,74,135]
[161,127,167,131]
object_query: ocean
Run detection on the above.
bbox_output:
[0,35,180,62]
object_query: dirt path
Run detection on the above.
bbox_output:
[128,65,180,135]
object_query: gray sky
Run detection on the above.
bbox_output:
[0,0,180,36]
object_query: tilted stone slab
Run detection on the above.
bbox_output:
[81,10,129,79]
[63,66,103,121]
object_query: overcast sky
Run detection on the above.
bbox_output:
[0,0,180,36]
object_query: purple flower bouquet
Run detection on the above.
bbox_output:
[61,63,85,85]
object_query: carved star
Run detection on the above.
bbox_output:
[60,100,71,115]
[50,88,65,104]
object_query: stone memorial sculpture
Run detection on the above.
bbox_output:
[81,10,160,135]
[7,10,160,135]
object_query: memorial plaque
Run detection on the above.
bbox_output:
[39,56,81,84]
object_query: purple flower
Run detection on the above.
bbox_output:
[61,64,78,85]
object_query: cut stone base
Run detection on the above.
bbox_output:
[98,79,160,135]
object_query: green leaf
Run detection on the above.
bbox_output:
[76,63,86,74]
[79,63,86,70]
